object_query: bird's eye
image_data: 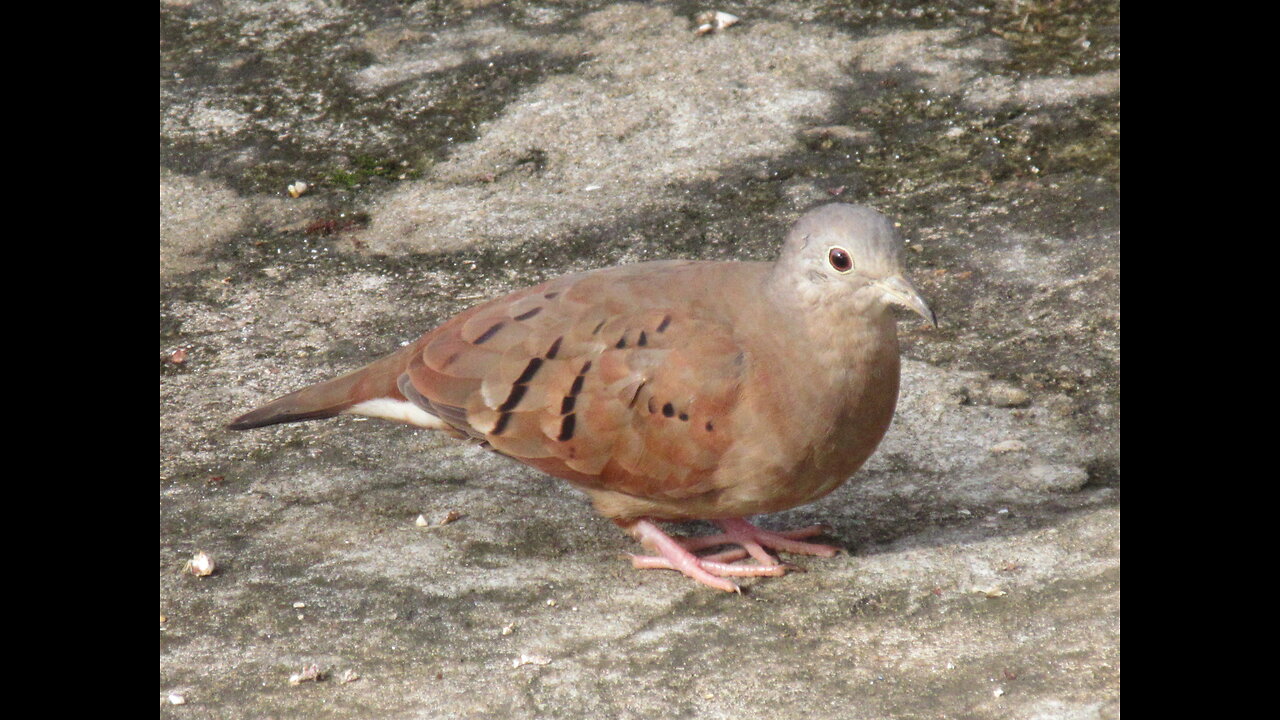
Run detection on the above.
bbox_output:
[828,247,853,272]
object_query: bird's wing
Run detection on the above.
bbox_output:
[402,262,746,501]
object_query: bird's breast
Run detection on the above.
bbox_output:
[712,314,902,515]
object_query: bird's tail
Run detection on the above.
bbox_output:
[227,342,420,431]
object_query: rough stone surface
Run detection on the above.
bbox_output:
[1015,463,1092,494]
[161,1,1120,717]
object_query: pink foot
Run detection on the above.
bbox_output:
[617,517,841,592]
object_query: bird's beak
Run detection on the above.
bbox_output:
[874,275,937,328]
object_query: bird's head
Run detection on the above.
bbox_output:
[773,203,936,327]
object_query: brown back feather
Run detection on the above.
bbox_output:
[402,262,750,499]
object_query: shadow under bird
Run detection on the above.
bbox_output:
[229,203,936,592]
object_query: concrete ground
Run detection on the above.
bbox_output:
[160,1,1119,717]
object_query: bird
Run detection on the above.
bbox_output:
[229,203,936,592]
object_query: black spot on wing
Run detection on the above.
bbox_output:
[497,384,528,412]
[497,358,543,412]
[560,360,592,417]
[514,357,543,385]
[473,321,505,345]
[628,381,647,408]
[557,414,576,441]
[545,336,563,359]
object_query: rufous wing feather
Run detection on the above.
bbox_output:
[400,265,747,500]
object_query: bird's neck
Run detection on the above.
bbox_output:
[761,273,899,372]
[751,272,902,486]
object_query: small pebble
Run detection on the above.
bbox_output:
[984,382,1030,408]
[512,653,551,668]
[1016,464,1090,493]
[185,551,215,577]
[694,10,739,35]
[989,439,1027,454]
[288,664,323,685]
[802,125,878,146]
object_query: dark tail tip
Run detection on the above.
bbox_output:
[227,403,344,431]
[226,409,283,431]
[226,347,415,431]
[227,413,271,431]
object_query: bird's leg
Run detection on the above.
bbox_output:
[615,517,839,592]
[617,519,792,593]
[685,517,841,559]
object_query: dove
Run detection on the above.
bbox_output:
[230,203,935,592]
